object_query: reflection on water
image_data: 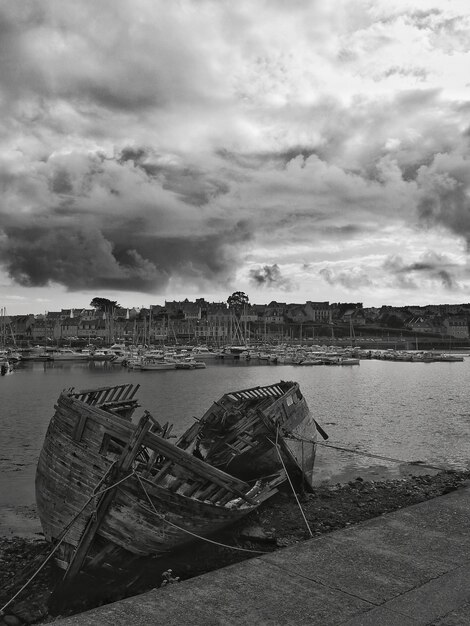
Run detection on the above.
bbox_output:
[1,357,469,505]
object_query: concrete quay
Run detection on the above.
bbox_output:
[55,484,470,625]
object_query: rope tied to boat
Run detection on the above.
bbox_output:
[267,428,313,538]
[0,463,133,616]
[284,433,449,472]
[133,471,272,554]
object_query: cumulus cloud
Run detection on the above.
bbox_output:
[118,147,230,206]
[0,0,470,308]
[319,248,466,295]
[319,267,374,290]
[0,146,251,292]
[383,252,460,290]
[416,154,470,244]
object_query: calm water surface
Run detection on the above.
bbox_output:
[1,357,469,505]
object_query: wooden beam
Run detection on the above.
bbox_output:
[175,420,200,449]
[58,413,152,586]
[71,383,138,397]
[71,411,88,442]
[142,430,252,495]
[64,394,253,495]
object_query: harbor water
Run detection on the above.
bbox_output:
[1,357,469,506]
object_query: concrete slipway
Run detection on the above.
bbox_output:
[55,483,470,625]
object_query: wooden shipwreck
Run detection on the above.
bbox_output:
[35,383,285,583]
[177,381,321,489]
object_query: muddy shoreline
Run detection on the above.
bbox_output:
[1,469,469,624]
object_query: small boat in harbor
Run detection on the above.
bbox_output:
[0,357,11,375]
[339,357,360,366]
[49,348,90,361]
[297,358,323,366]
[191,346,218,359]
[176,381,322,489]
[139,357,177,370]
[431,353,464,362]
[193,360,207,369]
[174,357,207,369]
[86,349,118,361]
[18,346,52,361]
[35,383,285,585]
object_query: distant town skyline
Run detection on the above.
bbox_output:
[4,292,470,318]
[1,2,470,315]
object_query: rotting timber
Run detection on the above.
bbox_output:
[177,381,321,489]
[35,383,285,589]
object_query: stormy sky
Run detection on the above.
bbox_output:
[1,0,470,314]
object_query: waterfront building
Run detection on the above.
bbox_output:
[407,317,440,335]
[304,301,332,323]
[443,316,469,339]
[4,298,470,348]
[7,314,35,344]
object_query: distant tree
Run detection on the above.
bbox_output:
[227,291,249,317]
[383,314,405,329]
[90,298,120,315]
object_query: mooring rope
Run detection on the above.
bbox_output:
[284,433,449,472]
[0,464,133,615]
[3,460,284,617]
[267,429,313,538]
[133,472,272,554]
[8,425,440,615]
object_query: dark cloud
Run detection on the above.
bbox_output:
[438,270,455,289]
[383,253,459,290]
[402,262,435,272]
[382,66,428,81]
[248,264,293,290]
[0,146,251,293]
[0,1,469,309]
[416,154,470,244]
[119,147,230,206]
[77,79,161,113]
[322,225,364,238]
[0,3,220,120]
[118,148,147,165]
[383,253,452,274]
[277,147,318,165]
[217,146,318,170]
[50,169,74,195]
[408,9,442,29]
[0,218,251,292]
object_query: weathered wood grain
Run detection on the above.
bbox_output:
[36,382,285,579]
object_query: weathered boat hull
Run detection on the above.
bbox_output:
[226,386,317,485]
[177,381,318,488]
[35,384,283,574]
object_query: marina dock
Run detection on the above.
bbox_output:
[54,481,470,625]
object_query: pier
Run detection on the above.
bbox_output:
[54,481,470,625]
